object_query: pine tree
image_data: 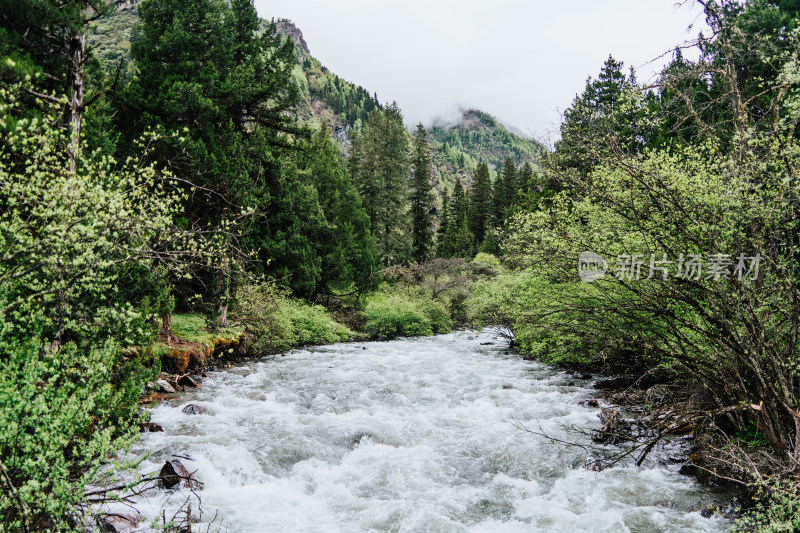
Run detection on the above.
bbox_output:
[439,178,474,258]
[118,0,322,306]
[468,161,493,248]
[350,103,411,264]
[556,55,645,174]
[452,177,468,228]
[409,123,435,263]
[492,164,506,228]
[301,123,379,295]
[493,156,518,227]
[436,188,451,253]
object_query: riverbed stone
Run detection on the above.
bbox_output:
[158,459,201,489]
[156,379,176,393]
[96,513,141,532]
[182,403,205,415]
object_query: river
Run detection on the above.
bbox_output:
[121,330,731,532]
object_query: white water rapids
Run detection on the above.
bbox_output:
[122,330,731,532]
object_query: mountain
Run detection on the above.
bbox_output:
[87,6,543,191]
[429,109,544,193]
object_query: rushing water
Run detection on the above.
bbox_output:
[122,330,731,532]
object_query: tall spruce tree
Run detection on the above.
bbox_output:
[350,103,411,264]
[439,177,474,258]
[437,188,451,250]
[299,123,379,295]
[468,161,493,248]
[116,0,327,307]
[409,123,435,263]
[492,156,518,227]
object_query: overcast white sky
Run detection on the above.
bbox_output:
[253,1,709,142]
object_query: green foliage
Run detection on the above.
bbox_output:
[409,123,436,263]
[467,161,493,248]
[349,103,411,264]
[117,0,324,301]
[472,253,502,269]
[0,0,114,98]
[429,109,543,193]
[234,283,352,353]
[0,88,196,348]
[468,271,641,369]
[296,124,380,295]
[0,89,194,529]
[502,1,800,482]
[0,336,156,531]
[168,314,243,347]
[363,290,452,339]
[282,300,353,346]
[302,54,381,127]
[735,479,800,533]
[555,55,651,174]
[437,177,474,258]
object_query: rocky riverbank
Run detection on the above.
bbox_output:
[567,370,743,520]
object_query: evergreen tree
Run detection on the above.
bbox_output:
[116,0,321,305]
[556,55,648,174]
[468,161,493,248]
[492,165,506,227]
[350,103,411,264]
[409,123,435,263]
[437,188,451,251]
[299,123,380,295]
[452,177,468,228]
[438,178,474,258]
[492,156,518,227]
[502,157,519,209]
[0,0,116,171]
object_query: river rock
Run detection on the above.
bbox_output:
[182,404,205,415]
[158,459,201,489]
[96,513,141,532]
[178,374,201,388]
[156,379,176,393]
[139,422,163,432]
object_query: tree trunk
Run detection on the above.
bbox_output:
[215,254,230,329]
[159,312,174,346]
[67,8,86,174]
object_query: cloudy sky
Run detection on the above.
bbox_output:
[253,1,709,142]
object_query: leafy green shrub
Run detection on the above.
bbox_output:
[467,272,617,367]
[364,294,433,338]
[416,298,452,334]
[234,283,352,352]
[283,299,352,345]
[735,479,800,533]
[363,292,452,339]
[0,334,155,531]
[472,252,501,268]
